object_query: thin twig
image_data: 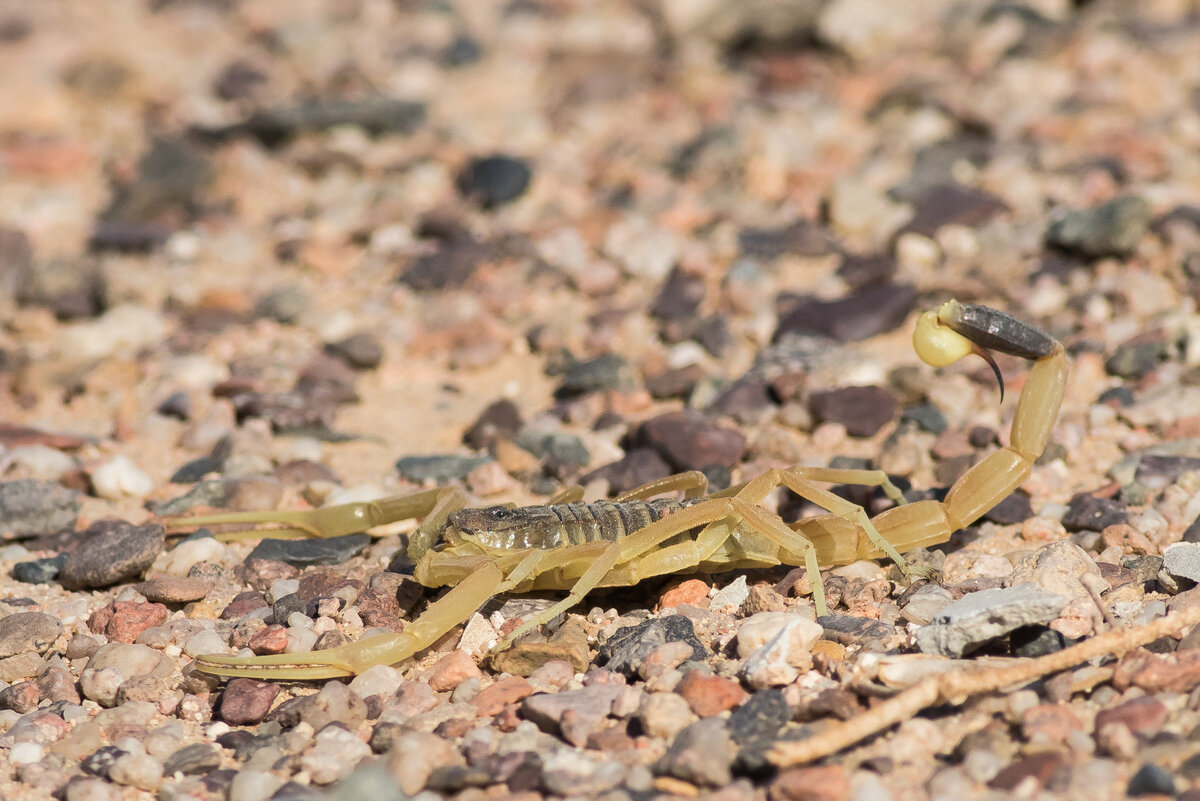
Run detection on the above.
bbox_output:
[769,604,1200,767]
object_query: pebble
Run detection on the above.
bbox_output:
[158,535,226,576]
[552,353,634,398]
[1062,493,1129,532]
[347,664,404,700]
[1008,539,1107,601]
[1164,542,1200,583]
[599,616,708,676]
[219,678,280,725]
[0,478,81,537]
[229,770,285,801]
[87,601,168,643]
[325,332,383,370]
[774,283,917,343]
[1094,696,1168,737]
[428,649,482,692]
[12,554,67,583]
[300,725,372,784]
[162,742,221,776]
[899,583,956,625]
[471,676,534,716]
[916,584,1069,657]
[394,454,491,482]
[634,410,746,471]
[247,533,372,567]
[1045,196,1151,258]
[1127,763,1176,796]
[675,670,746,716]
[809,386,898,438]
[89,455,155,499]
[59,519,165,589]
[457,154,532,208]
[0,611,62,658]
[462,399,523,450]
[134,575,210,603]
[638,691,697,740]
[521,684,622,745]
[183,629,228,658]
[656,718,734,787]
[108,752,163,790]
[739,613,822,688]
[580,448,673,495]
[658,578,709,609]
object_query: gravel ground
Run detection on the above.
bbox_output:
[2,1,1200,800]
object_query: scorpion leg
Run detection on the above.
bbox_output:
[614,470,709,501]
[161,486,470,553]
[195,558,507,680]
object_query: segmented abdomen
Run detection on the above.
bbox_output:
[516,499,686,549]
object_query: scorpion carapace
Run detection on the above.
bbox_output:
[165,300,1068,680]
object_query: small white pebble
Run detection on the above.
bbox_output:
[285,627,318,654]
[66,777,121,801]
[160,537,227,576]
[0,543,30,561]
[183,630,229,658]
[90,455,155,500]
[2,445,76,480]
[287,611,314,629]
[10,741,44,764]
[206,722,232,739]
[269,578,300,603]
[229,769,285,801]
[108,753,163,791]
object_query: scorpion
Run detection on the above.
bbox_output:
[167,300,1068,681]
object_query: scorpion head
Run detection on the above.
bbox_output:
[448,504,560,549]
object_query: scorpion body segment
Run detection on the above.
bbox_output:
[447,499,691,550]
[166,301,1069,681]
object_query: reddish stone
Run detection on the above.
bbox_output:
[586,726,639,752]
[88,601,169,643]
[297,571,363,601]
[471,676,534,716]
[657,579,709,610]
[242,558,298,592]
[247,625,289,655]
[676,671,747,717]
[1094,696,1168,737]
[1113,648,1200,693]
[0,680,40,713]
[356,588,403,632]
[769,765,849,801]
[1021,704,1082,741]
[986,752,1070,792]
[37,666,80,704]
[135,576,211,603]
[219,678,280,725]
[221,591,269,619]
[428,649,481,692]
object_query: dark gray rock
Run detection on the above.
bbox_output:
[248,534,372,568]
[599,616,709,676]
[817,615,894,648]
[457,155,531,208]
[729,688,791,773]
[900,403,948,434]
[1009,625,1068,658]
[1127,763,1176,796]
[774,283,917,343]
[553,353,634,398]
[162,743,221,776]
[0,478,82,538]
[738,220,839,260]
[1046,196,1150,258]
[1106,339,1167,380]
[635,410,746,471]
[809,386,898,438]
[1136,454,1200,489]
[395,454,491,483]
[325,333,383,370]
[899,183,1008,237]
[59,520,165,589]
[983,492,1033,525]
[1062,493,1128,532]
[12,553,67,584]
[399,238,489,291]
[463,399,523,450]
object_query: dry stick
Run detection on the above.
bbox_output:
[770,604,1200,767]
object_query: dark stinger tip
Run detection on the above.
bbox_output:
[974,345,1005,403]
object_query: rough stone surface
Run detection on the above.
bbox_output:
[916,584,1070,657]
[60,520,165,589]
